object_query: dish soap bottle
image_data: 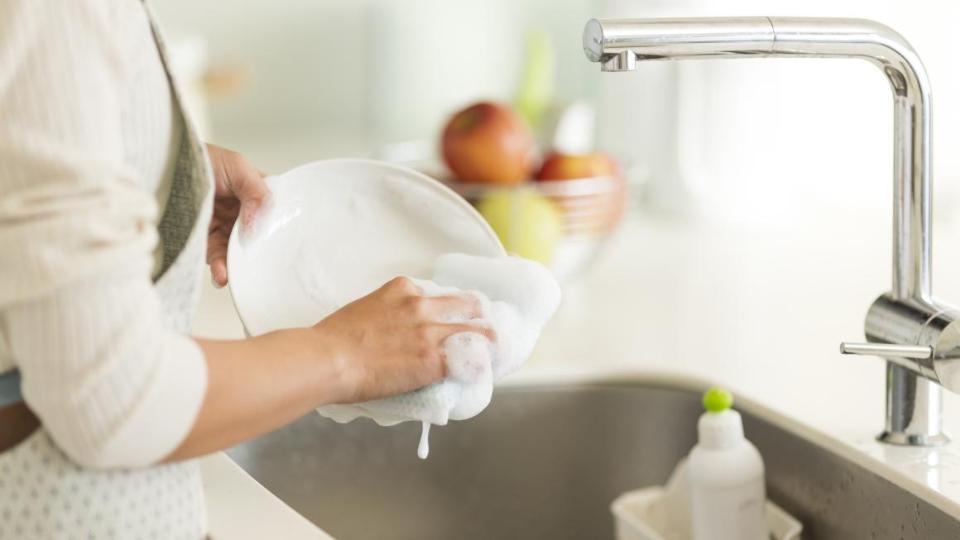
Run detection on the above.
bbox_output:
[688,387,767,540]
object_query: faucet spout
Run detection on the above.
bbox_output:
[585,17,952,446]
[585,17,932,302]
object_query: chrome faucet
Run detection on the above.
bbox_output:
[584,17,960,446]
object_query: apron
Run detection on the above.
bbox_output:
[0,4,214,538]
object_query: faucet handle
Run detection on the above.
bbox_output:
[839,341,943,389]
[839,342,933,359]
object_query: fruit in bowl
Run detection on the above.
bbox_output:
[477,189,562,265]
[536,151,620,181]
[436,102,627,279]
[441,102,534,186]
[535,151,627,233]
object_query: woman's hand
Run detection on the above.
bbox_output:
[205,144,269,288]
[314,276,495,403]
[167,150,495,462]
[167,276,494,461]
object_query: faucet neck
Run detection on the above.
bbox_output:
[585,17,934,301]
[769,18,933,302]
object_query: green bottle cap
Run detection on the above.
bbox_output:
[702,387,733,413]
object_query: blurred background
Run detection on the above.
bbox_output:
[154,0,960,227]
[160,0,960,427]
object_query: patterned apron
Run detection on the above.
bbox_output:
[0,3,215,538]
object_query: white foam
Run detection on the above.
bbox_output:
[315,252,561,457]
[418,422,431,459]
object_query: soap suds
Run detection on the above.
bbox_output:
[418,422,431,459]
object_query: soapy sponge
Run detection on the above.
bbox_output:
[316,253,561,457]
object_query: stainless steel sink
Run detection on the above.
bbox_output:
[227,378,960,539]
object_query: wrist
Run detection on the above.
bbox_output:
[301,323,361,404]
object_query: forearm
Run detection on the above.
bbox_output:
[162,327,351,462]
[164,276,487,463]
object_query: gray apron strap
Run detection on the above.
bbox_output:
[145,6,211,282]
[0,369,21,409]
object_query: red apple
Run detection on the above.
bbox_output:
[441,102,534,185]
[536,151,627,232]
[536,151,620,181]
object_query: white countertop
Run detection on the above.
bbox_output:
[200,453,333,539]
[192,204,960,537]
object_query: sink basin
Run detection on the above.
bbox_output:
[228,376,960,539]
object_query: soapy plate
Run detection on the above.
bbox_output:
[227,159,504,336]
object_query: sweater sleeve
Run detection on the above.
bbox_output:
[0,0,208,468]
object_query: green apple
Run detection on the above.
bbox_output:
[478,189,563,265]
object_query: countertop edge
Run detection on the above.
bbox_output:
[200,452,333,540]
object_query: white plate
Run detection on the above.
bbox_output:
[227,159,505,336]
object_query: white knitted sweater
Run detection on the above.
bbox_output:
[0,0,209,469]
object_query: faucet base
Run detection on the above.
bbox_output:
[878,364,949,447]
[878,431,949,446]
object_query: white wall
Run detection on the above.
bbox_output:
[153,0,960,223]
[153,0,597,151]
[597,0,960,223]
[154,0,369,136]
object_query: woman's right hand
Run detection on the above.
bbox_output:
[313,276,494,403]
[168,276,493,462]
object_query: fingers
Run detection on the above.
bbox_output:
[207,144,271,233]
[385,277,482,319]
[384,276,420,294]
[429,322,497,344]
[418,295,482,321]
[210,259,228,288]
[381,276,493,343]
[206,229,230,287]
[233,173,269,235]
[224,155,268,203]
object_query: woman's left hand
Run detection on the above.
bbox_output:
[205,144,270,288]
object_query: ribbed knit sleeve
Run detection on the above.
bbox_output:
[0,0,208,468]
